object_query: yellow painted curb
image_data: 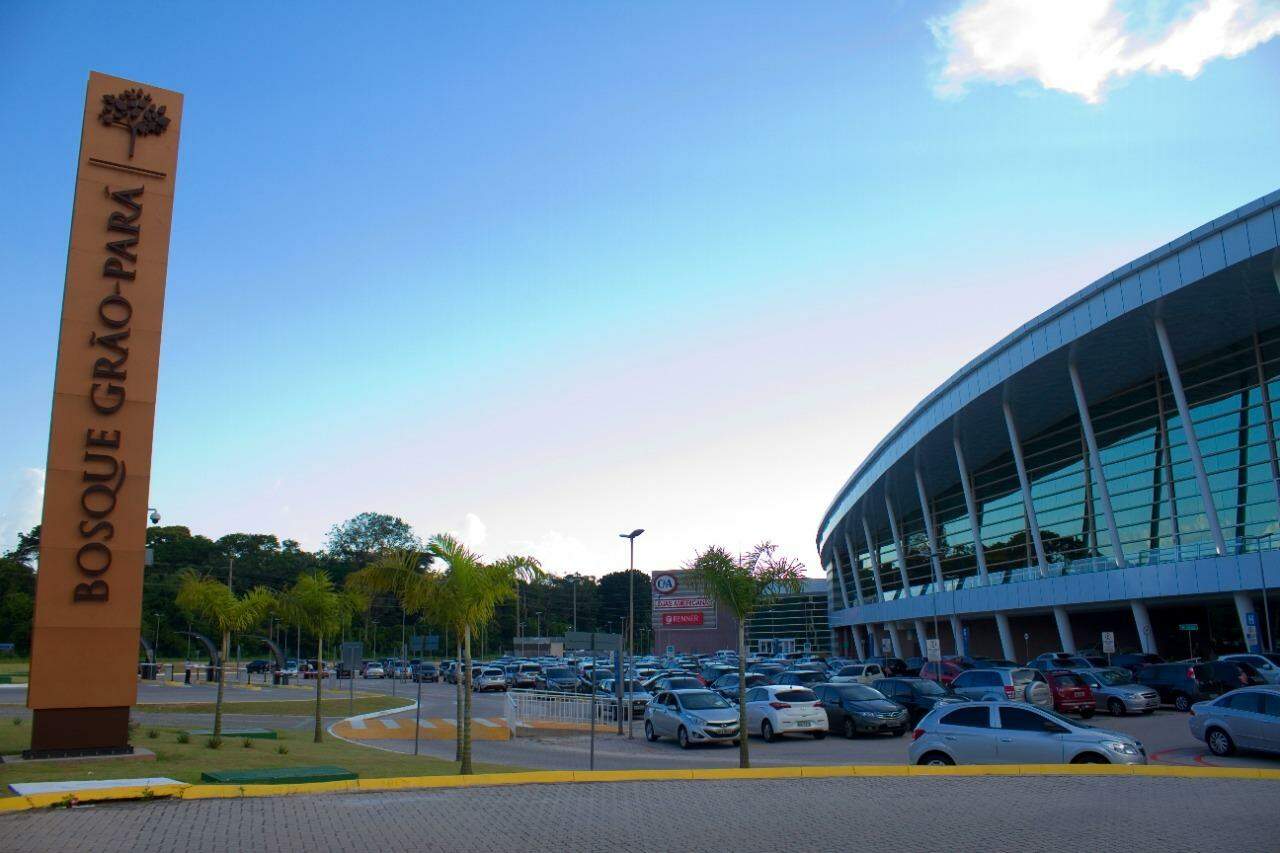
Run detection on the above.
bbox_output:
[3,763,1278,813]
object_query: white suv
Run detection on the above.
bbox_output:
[743,684,829,742]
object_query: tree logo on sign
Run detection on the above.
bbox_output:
[99,88,171,158]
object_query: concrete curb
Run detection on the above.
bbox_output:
[3,763,1279,813]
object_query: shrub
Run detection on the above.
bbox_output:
[242,738,254,749]
[11,717,21,726]
[147,728,159,739]
[205,736,222,750]
[275,743,289,755]
[176,732,189,744]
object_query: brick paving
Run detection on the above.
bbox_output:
[1,776,1275,852]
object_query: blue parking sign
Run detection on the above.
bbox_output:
[1246,612,1257,626]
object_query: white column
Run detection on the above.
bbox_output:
[1003,400,1050,575]
[1053,606,1077,653]
[831,545,852,610]
[842,531,864,606]
[1131,600,1157,655]
[1069,361,1127,568]
[995,613,1015,661]
[913,619,929,656]
[861,517,887,602]
[885,622,906,660]
[1154,317,1227,555]
[915,463,945,591]
[850,627,866,660]
[949,615,965,656]
[885,494,914,594]
[1234,592,1261,653]
[953,433,990,582]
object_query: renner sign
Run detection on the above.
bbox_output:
[27,72,182,757]
[662,612,705,627]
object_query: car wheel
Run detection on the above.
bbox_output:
[843,718,857,739]
[644,721,658,742]
[918,751,954,766]
[1174,693,1191,713]
[761,720,776,743]
[812,730,826,740]
[1107,698,1125,716]
[1207,727,1235,757]
[678,727,692,750]
[1080,709,1095,720]
[1071,752,1109,764]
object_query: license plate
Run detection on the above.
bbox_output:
[795,720,811,727]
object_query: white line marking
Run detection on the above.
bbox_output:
[442,718,458,726]
[418,719,436,729]
[473,717,497,728]
[380,718,400,729]
[349,718,367,730]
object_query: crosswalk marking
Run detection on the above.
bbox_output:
[349,718,366,730]
[418,719,436,729]
[442,718,458,727]
[473,717,497,728]
[380,718,400,729]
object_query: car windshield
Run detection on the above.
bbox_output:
[1096,669,1132,685]
[680,692,731,710]
[483,669,503,676]
[1011,669,1036,684]
[546,668,574,678]
[914,680,948,696]
[837,666,865,676]
[1051,673,1084,687]
[776,689,817,702]
[834,685,882,701]
[667,678,702,689]
[1039,706,1086,728]
[1262,654,1280,666]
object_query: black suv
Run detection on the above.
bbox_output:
[1137,662,1224,711]
[872,676,960,723]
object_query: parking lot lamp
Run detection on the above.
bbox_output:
[619,529,644,739]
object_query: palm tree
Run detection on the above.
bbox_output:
[277,570,356,743]
[424,533,540,774]
[175,570,274,742]
[686,542,804,769]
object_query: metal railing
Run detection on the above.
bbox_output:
[504,689,621,735]
[868,534,1280,605]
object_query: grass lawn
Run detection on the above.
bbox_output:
[0,719,517,792]
[139,695,411,716]
[0,660,29,683]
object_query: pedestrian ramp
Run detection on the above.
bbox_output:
[332,716,510,741]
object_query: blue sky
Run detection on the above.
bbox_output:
[3,1,1279,574]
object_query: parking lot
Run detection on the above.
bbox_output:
[335,677,1280,771]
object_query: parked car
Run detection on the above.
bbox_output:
[747,662,785,679]
[1042,669,1096,717]
[904,656,927,673]
[473,667,508,692]
[919,660,965,686]
[829,663,886,685]
[535,666,581,692]
[950,668,1052,707]
[598,678,653,715]
[814,683,909,738]
[362,661,385,679]
[245,659,272,674]
[412,663,439,683]
[1076,667,1160,716]
[743,685,828,742]
[1029,653,1092,671]
[772,670,826,689]
[908,701,1147,766]
[1137,662,1225,711]
[647,675,706,694]
[510,663,541,689]
[1112,652,1164,675]
[865,656,910,677]
[872,677,962,724]
[1189,686,1280,757]
[1200,659,1264,689]
[700,664,737,685]
[709,673,769,702]
[1218,654,1280,685]
[644,689,740,749]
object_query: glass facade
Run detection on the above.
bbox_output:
[744,583,831,655]
[833,325,1280,604]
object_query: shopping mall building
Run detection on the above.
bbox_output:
[818,191,1280,663]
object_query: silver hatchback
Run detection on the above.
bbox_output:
[1077,667,1160,716]
[908,700,1147,766]
[645,689,740,749]
[1188,687,1280,756]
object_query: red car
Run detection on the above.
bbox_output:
[1044,669,1095,718]
[919,661,965,686]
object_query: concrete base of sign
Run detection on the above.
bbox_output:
[1,747,155,766]
[27,707,131,758]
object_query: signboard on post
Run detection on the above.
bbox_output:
[882,636,891,655]
[926,638,942,663]
[27,72,183,758]
[1178,624,1199,632]
[340,642,363,672]
[1101,632,1116,654]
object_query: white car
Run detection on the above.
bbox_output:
[743,684,829,742]
[829,664,885,685]
[1218,654,1280,685]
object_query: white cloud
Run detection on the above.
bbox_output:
[510,530,598,573]
[931,0,1280,102]
[0,468,44,553]
[452,512,488,548]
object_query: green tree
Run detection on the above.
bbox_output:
[424,534,539,773]
[277,570,361,743]
[685,542,804,768]
[325,512,421,568]
[175,570,274,741]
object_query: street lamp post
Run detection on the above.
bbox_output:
[152,612,161,679]
[618,528,644,739]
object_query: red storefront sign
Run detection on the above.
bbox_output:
[661,612,705,627]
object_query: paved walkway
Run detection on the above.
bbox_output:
[1,776,1274,851]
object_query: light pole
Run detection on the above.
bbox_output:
[618,528,644,739]
[152,611,161,679]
